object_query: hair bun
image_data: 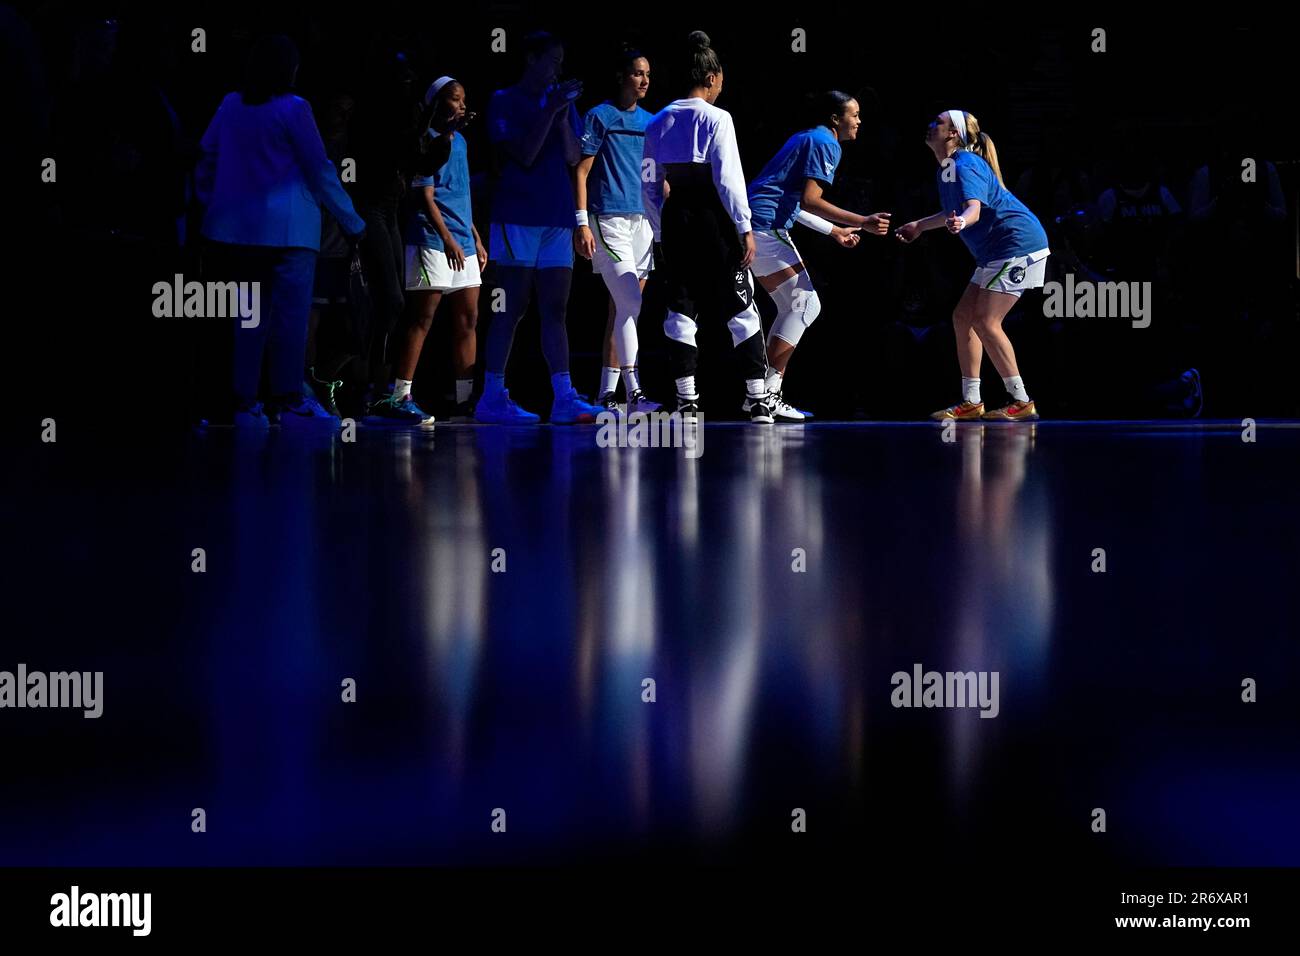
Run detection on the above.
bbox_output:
[687,30,711,50]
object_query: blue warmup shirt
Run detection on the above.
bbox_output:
[197,92,365,249]
[581,102,652,216]
[938,149,1049,263]
[405,131,476,255]
[488,86,580,227]
[747,126,842,231]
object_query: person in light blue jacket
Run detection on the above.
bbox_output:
[196,34,366,427]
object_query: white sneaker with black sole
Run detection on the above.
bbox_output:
[748,398,774,424]
[743,389,804,422]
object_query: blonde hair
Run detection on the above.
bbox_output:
[960,112,1004,187]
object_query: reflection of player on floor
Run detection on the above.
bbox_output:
[746,91,891,421]
[574,46,662,417]
[897,110,1048,422]
[642,31,774,424]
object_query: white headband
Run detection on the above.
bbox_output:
[947,109,968,144]
[425,76,456,105]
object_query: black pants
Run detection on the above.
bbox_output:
[204,241,317,409]
[658,167,767,383]
[356,197,404,385]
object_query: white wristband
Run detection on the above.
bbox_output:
[795,208,835,236]
[575,210,589,227]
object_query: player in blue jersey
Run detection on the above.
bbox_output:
[574,46,662,417]
[372,77,485,425]
[746,91,891,421]
[898,110,1049,421]
[475,31,604,425]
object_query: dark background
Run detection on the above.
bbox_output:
[6,3,1298,424]
[3,8,1299,922]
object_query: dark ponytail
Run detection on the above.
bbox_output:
[684,30,722,88]
[808,90,853,131]
[965,119,1003,187]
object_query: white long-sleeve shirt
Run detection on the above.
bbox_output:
[642,97,751,241]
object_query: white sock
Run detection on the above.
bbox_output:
[765,367,783,394]
[601,366,621,398]
[962,376,981,405]
[551,371,573,398]
[1002,375,1029,403]
[675,375,698,400]
[455,378,473,404]
[484,371,506,398]
[393,379,413,401]
[745,378,768,400]
[622,366,641,396]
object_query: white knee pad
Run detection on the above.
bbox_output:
[605,268,643,321]
[664,310,698,348]
[768,274,822,348]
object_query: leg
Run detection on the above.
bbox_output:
[968,285,1036,418]
[231,248,273,408]
[603,295,619,366]
[768,339,794,377]
[758,265,821,378]
[625,278,653,405]
[723,268,772,420]
[756,254,803,377]
[750,231,818,416]
[606,267,646,400]
[928,282,989,418]
[307,305,320,370]
[953,282,984,379]
[449,287,479,381]
[534,265,574,376]
[604,270,643,367]
[537,264,603,423]
[658,205,702,407]
[306,297,348,416]
[368,288,437,423]
[968,286,1022,379]
[484,265,534,374]
[448,286,479,412]
[393,290,443,382]
[660,265,700,404]
[664,308,700,397]
[595,215,653,403]
[360,202,405,387]
[694,215,769,409]
[599,293,621,402]
[265,248,317,404]
[475,225,543,423]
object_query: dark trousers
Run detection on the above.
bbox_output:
[357,198,405,385]
[205,242,317,407]
[658,175,767,382]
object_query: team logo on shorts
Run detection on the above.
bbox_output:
[1009,266,1026,284]
[734,269,754,308]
